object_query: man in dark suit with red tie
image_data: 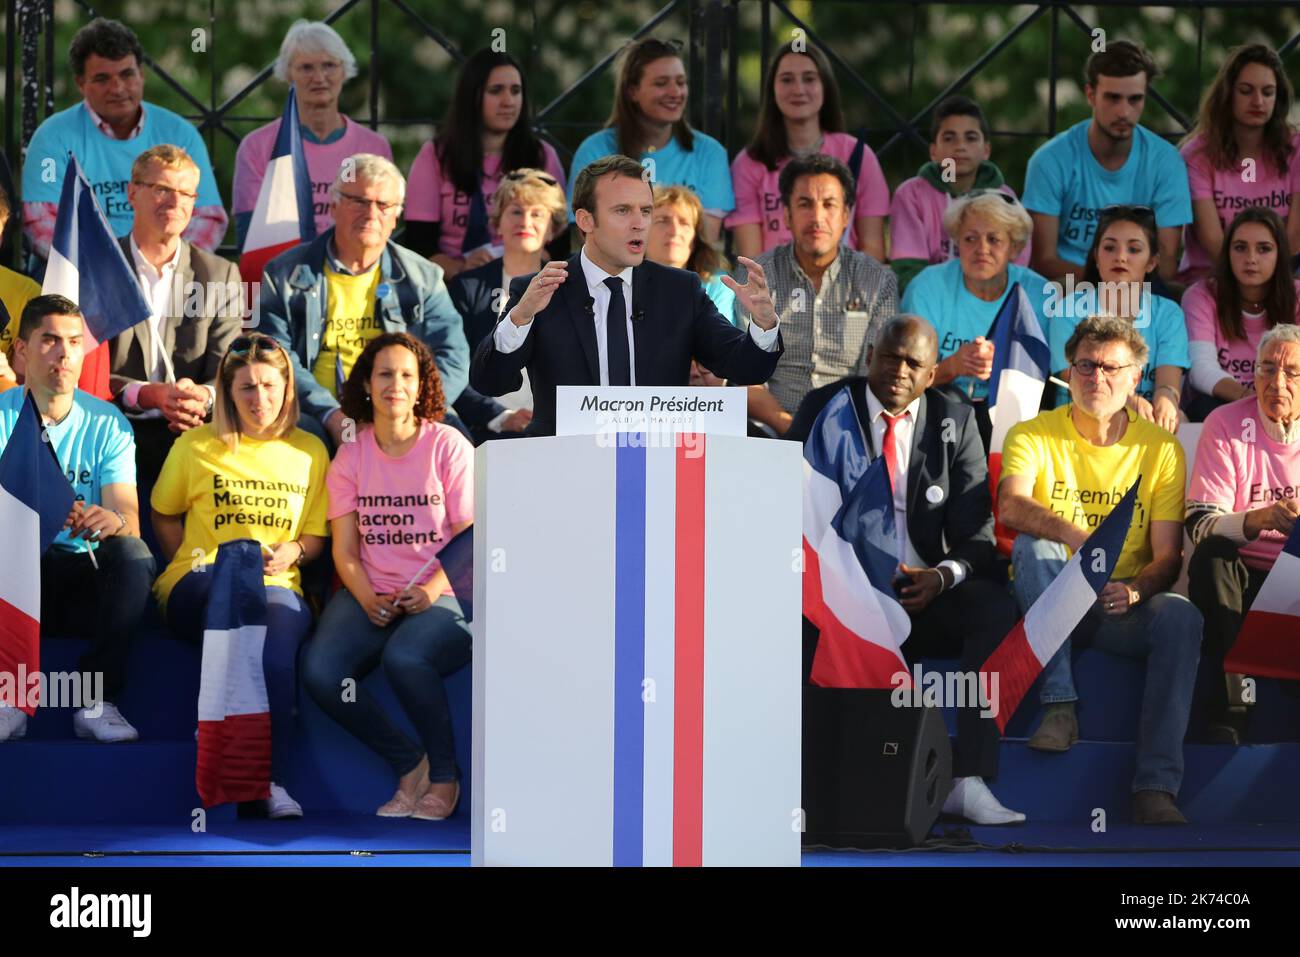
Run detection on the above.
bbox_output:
[789,313,1024,826]
[470,155,783,435]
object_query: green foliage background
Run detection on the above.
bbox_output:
[7,0,1300,247]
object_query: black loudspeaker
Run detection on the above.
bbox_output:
[802,686,953,848]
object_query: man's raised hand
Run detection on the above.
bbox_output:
[510,260,570,327]
[721,256,779,331]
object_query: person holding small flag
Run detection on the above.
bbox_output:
[790,314,1024,825]
[150,334,329,818]
[304,333,474,822]
[998,315,1201,824]
[0,295,155,743]
[1186,324,1300,744]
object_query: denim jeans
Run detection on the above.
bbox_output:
[41,536,156,702]
[302,589,471,784]
[167,571,312,782]
[1010,533,1202,795]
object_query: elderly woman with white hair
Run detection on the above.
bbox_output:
[233,19,393,248]
[259,153,471,448]
[900,190,1053,447]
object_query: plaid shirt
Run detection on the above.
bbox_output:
[738,243,897,414]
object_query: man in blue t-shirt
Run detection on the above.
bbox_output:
[1023,40,1191,287]
[0,295,155,744]
[20,18,227,268]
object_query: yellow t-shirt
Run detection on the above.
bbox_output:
[150,423,330,607]
[0,265,41,356]
[312,264,382,398]
[1000,405,1185,581]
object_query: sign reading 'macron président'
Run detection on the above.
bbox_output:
[556,386,747,440]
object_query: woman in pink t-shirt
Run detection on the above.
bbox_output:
[404,49,567,280]
[1185,206,1299,421]
[1178,44,1300,283]
[726,40,889,261]
[232,20,393,248]
[305,332,475,822]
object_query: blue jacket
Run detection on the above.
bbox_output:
[258,229,470,424]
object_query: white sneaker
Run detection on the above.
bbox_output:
[0,707,27,742]
[942,775,1026,825]
[73,702,139,743]
[266,782,303,819]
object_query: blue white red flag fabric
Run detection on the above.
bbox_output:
[980,477,1140,731]
[437,525,473,622]
[986,282,1051,555]
[196,539,272,807]
[1225,522,1300,680]
[802,387,911,688]
[42,152,152,400]
[239,87,316,286]
[0,391,78,715]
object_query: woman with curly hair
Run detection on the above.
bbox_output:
[1178,43,1300,282]
[304,332,474,821]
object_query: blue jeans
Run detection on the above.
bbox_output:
[166,571,312,782]
[302,589,471,783]
[1010,534,1202,795]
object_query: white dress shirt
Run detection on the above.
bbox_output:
[493,247,781,380]
[122,236,182,415]
[864,386,967,588]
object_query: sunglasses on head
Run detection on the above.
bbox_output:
[1100,204,1156,225]
[227,334,283,358]
[502,169,559,187]
[966,189,1020,206]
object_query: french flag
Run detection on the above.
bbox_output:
[0,392,78,715]
[42,153,152,401]
[980,477,1139,731]
[1224,523,1300,680]
[239,87,316,286]
[802,386,911,688]
[196,540,272,807]
[986,282,1051,555]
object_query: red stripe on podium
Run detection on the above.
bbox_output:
[673,436,705,866]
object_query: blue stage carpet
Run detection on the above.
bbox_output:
[3,817,1299,867]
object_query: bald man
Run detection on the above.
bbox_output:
[790,314,1023,826]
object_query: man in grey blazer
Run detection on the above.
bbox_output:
[109,144,243,485]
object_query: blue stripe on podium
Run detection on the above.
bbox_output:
[613,438,647,866]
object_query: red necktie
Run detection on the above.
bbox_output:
[881,412,902,494]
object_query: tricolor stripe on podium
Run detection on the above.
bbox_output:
[612,437,710,867]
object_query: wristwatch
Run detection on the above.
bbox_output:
[290,540,306,567]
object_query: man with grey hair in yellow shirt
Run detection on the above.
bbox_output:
[997,314,1201,825]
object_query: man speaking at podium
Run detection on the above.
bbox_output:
[470,155,784,435]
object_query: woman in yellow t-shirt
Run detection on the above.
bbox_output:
[151,333,330,819]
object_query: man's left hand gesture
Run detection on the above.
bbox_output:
[721,256,779,331]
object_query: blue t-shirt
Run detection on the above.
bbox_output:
[1047,288,1190,405]
[567,128,735,221]
[1021,120,1192,267]
[22,102,224,237]
[0,388,136,551]
[900,259,1053,401]
[704,272,738,327]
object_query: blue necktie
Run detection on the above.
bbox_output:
[604,277,631,386]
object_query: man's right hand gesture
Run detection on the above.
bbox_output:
[509,260,569,327]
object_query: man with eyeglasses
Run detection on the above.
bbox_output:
[20,18,227,270]
[998,315,1202,825]
[109,145,243,491]
[1023,40,1191,287]
[1187,324,1300,744]
[259,153,470,448]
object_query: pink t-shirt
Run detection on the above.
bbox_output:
[724,132,890,251]
[888,176,1031,266]
[403,141,567,257]
[1178,132,1300,282]
[1182,279,1296,388]
[326,420,475,597]
[233,116,393,238]
[1189,397,1300,570]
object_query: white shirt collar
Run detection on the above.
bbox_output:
[84,101,145,140]
[580,246,633,295]
[128,233,182,280]
[864,383,922,425]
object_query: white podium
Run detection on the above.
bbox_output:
[471,432,802,866]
